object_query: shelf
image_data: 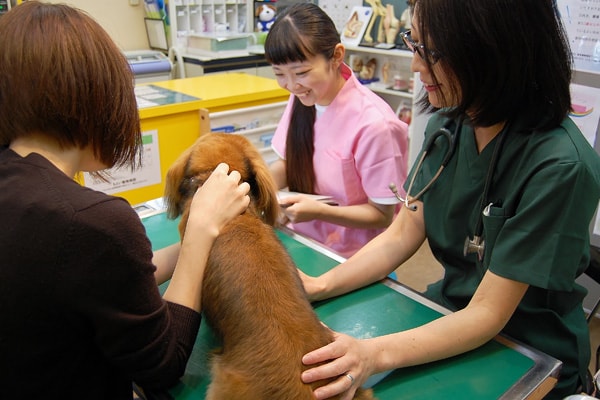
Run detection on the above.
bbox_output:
[231,124,277,137]
[366,83,414,99]
[345,45,415,106]
[170,0,253,49]
[345,45,414,59]
[208,100,286,163]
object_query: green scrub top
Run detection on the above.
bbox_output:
[405,112,600,399]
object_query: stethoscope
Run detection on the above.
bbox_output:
[389,116,463,212]
[389,116,508,261]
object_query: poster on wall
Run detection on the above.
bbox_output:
[556,0,600,72]
[83,130,161,195]
[319,0,363,33]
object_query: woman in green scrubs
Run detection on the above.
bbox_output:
[298,1,600,399]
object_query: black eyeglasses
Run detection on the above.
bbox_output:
[401,30,442,65]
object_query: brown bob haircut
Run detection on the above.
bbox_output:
[0,1,141,171]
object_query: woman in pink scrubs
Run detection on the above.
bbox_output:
[264,3,409,258]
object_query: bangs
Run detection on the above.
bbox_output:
[264,21,313,65]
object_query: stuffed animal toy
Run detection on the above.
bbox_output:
[256,4,276,32]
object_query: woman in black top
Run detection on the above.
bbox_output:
[0,2,249,398]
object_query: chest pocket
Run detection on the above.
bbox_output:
[481,203,509,267]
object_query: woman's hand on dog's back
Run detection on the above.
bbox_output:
[163,163,250,312]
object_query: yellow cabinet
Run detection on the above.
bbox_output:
[79,73,288,206]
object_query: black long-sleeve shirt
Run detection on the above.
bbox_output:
[0,147,200,399]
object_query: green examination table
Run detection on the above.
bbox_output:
[140,211,561,400]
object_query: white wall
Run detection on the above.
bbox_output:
[48,0,149,51]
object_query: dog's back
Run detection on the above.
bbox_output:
[203,212,336,399]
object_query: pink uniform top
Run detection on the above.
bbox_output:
[272,63,409,257]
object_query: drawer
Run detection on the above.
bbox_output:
[209,101,286,164]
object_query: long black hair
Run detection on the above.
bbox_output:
[414,0,572,131]
[264,3,340,193]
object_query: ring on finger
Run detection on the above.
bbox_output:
[345,373,355,384]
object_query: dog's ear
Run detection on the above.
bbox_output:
[164,141,196,220]
[247,148,279,226]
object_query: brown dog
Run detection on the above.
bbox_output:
[164,133,375,400]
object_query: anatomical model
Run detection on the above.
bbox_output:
[363,0,400,45]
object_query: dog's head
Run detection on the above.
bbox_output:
[164,133,279,236]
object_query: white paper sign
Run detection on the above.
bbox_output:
[556,0,600,72]
[83,130,161,195]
